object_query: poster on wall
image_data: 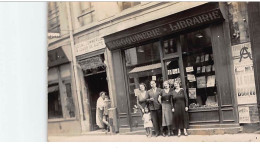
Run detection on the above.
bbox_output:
[238,106,251,123]
[232,42,257,105]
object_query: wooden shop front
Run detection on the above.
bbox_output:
[104,3,238,131]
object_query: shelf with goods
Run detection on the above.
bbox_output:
[183,46,218,111]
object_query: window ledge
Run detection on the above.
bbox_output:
[48,117,77,123]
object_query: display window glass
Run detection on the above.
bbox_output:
[124,42,163,113]
[181,27,218,110]
[64,82,76,118]
[48,84,63,119]
[165,58,181,87]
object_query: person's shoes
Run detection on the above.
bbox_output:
[167,132,171,137]
[155,133,159,137]
[162,132,166,137]
[184,131,188,136]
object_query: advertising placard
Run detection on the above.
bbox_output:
[232,42,257,105]
[238,106,251,123]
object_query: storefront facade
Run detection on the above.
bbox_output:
[103,2,257,132]
[47,44,82,135]
[74,36,114,131]
[47,2,260,135]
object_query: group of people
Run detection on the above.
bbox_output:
[96,92,111,132]
[137,80,189,137]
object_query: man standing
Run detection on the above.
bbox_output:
[147,80,162,137]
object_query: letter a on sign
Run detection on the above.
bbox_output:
[239,46,252,62]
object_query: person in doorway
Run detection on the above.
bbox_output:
[172,81,189,137]
[142,106,153,138]
[159,81,173,137]
[136,83,149,114]
[96,91,106,129]
[102,96,111,133]
[147,80,162,137]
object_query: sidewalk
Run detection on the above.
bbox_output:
[48,133,260,142]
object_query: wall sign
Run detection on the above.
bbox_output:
[75,37,106,56]
[105,9,224,50]
[238,106,250,123]
[232,42,257,105]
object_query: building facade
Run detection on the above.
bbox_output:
[47,2,260,135]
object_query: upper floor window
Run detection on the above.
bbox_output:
[48,2,60,33]
[118,2,141,11]
[78,2,96,26]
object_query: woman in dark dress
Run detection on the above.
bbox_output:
[137,83,149,113]
[172,81,189,137]
[160,81,173,137]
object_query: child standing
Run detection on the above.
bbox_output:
[142,106,153,137]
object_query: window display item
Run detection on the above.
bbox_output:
[196,56,200,63]
[205,54,209,61]
[172,69,178,74]
[207,75,215,87]
[197,76,207,88]
[187,74,196,82]
[197,67,201,73]
[200,55,205,62]
[206,65,211,72]
[189,88,196,99]
[186,66,194,72]
[205,96,218,107]
[201,66,206,73]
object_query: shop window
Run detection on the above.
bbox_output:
[48,84,63,119]
[118,2,141,11]
[65,82,75,118]
[166,58,181,87]
[48,2,60,33]
[181,27,218,111]
[124,42,163,113]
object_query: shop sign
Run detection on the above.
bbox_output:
[232,42,257,105]
[75,37,105,56]
[106,9,224,50]
[238,106,251,123]
[78,56,104,70]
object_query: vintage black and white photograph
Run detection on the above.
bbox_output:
[47,1,260,142]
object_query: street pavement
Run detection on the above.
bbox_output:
[48,133,260,142]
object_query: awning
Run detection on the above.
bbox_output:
[48,47,70,67]
[48,85,59,93]
[129,63,161,74]
[78,56,105,71]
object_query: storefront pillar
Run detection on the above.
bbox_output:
[66,2,90,132]
[110,49,132,132]
[248,2,260,120]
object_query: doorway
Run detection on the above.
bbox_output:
[85,72,109,130]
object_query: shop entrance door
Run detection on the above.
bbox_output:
[85,72,109,130]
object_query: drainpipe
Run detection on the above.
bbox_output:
[66,2,88,133]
